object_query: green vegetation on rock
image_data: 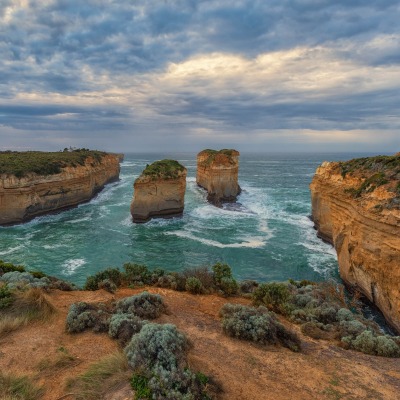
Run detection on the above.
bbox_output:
[0,149,107,178]
[198,148,238,166]
[140,159,185,180]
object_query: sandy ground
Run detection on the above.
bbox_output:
[1,287,399,400]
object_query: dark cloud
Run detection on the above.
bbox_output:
[0,0,399,151]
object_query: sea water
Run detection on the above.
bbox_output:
[0,152,373,286]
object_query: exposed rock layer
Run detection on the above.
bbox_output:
[0,154,121,225]
[196,149,241,206]
[131,160,187,222]
[310,159,400,332]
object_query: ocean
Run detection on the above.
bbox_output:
[0,152,372,286]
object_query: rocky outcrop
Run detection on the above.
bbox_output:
[310,155,400,332]
[196,149,241,206]
[0,154,121,225]
[131,160,187,222]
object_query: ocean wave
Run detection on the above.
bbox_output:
[165,230,267,248]
[62,258,86,276]
[0,245,24,256]
[43,243,69,250]
[66,216,92,224]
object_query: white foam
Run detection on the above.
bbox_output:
[0,245,24,256]
[62,258,86,275]
[43,243,68,250]
[66,216,92,224]
[165,230,267,248]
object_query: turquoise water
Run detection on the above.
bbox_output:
[0,152,368,286]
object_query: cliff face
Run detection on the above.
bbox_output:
[131,160,187,222]
[196,149,241,206]
[0,154,121,225]
[310,157,400,332]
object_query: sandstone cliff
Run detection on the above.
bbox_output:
[0,153,121,225]
[196,149,241,206]
[131,160,187,222]
[310,155,400,332]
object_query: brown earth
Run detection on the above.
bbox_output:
[1,287,399,400]
[310,161,400,333]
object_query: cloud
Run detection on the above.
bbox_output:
[0,0,399,151]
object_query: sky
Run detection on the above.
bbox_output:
[0,0,399,153]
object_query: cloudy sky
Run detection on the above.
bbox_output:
[1,0,399,153]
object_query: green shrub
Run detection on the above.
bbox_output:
[125,323,211,399]
[185,277,204,294]
[116,291,166,319]
[109,313,147,345]
[156,274,179,290]
[125,323,188,372]
[84,268,122,291]
[98,279,117,294]
[183,267,214,292]
[0,285,14,309]
[239,280,259,294]
[131,374,152,399]
[0,260,25,275]
[218,277,238,296]
[252,282,292,314]
[342,331,400,357]
[220,303,301,352]
[301,321,338,340]
[141,159,186,180]
[123,263,151,285]
[212,263,238,296]
[66,302,111,333]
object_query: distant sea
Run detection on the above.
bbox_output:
[0,152,376,286]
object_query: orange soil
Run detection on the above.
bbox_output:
[1,287,399,400]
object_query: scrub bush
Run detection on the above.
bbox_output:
[0,271,50,290]
[252,282,292,314]
[66,302,111,333]
[116,291,166,319]
[183,267,214,292]
[84,268,122,291]
[212,263,238,296]
[220,303,301,352]
[239,280,259,294]
[0,285,13,309]
[109,313,147,345]
[125,323,212,399]
[185,277,204,294]
[98,279,117,294]
[0,260,25,274]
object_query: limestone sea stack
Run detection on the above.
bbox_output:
[310,154,400,332]
[131,160,187,223]
[0,150,121,226]
[196,149,241,206]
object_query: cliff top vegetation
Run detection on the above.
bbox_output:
[0,149,107,178]
[139,159,186,181]
[339,153,400,204]
[198,148,240,166]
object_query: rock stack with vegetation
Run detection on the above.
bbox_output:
[196,149,241,206]
[130,159,187,222]
[0,149,122,225]
[310,153,400,332]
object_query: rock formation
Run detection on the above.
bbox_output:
[0,152,121,225]
[196,149,241,206]
[131,160,187,222]
[310,155,400,332]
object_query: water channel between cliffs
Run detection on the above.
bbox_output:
[0,152,382,287]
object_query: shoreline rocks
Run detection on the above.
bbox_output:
[0,152,121,226]
[310,155,400,333]
[130,160,187,223]
[196,149,241,206]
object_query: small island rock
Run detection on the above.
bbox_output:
[131,160,187,223]
[196,149,241,206]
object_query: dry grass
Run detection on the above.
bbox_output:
[66,351,131,400]
[0,373,44,400]
[0,288,56,338]
[37,347,78,375]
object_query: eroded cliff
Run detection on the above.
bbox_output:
[131,160,187,222]
[310,155,400,332]
[0,152,121,225]
[196,149,241,206]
